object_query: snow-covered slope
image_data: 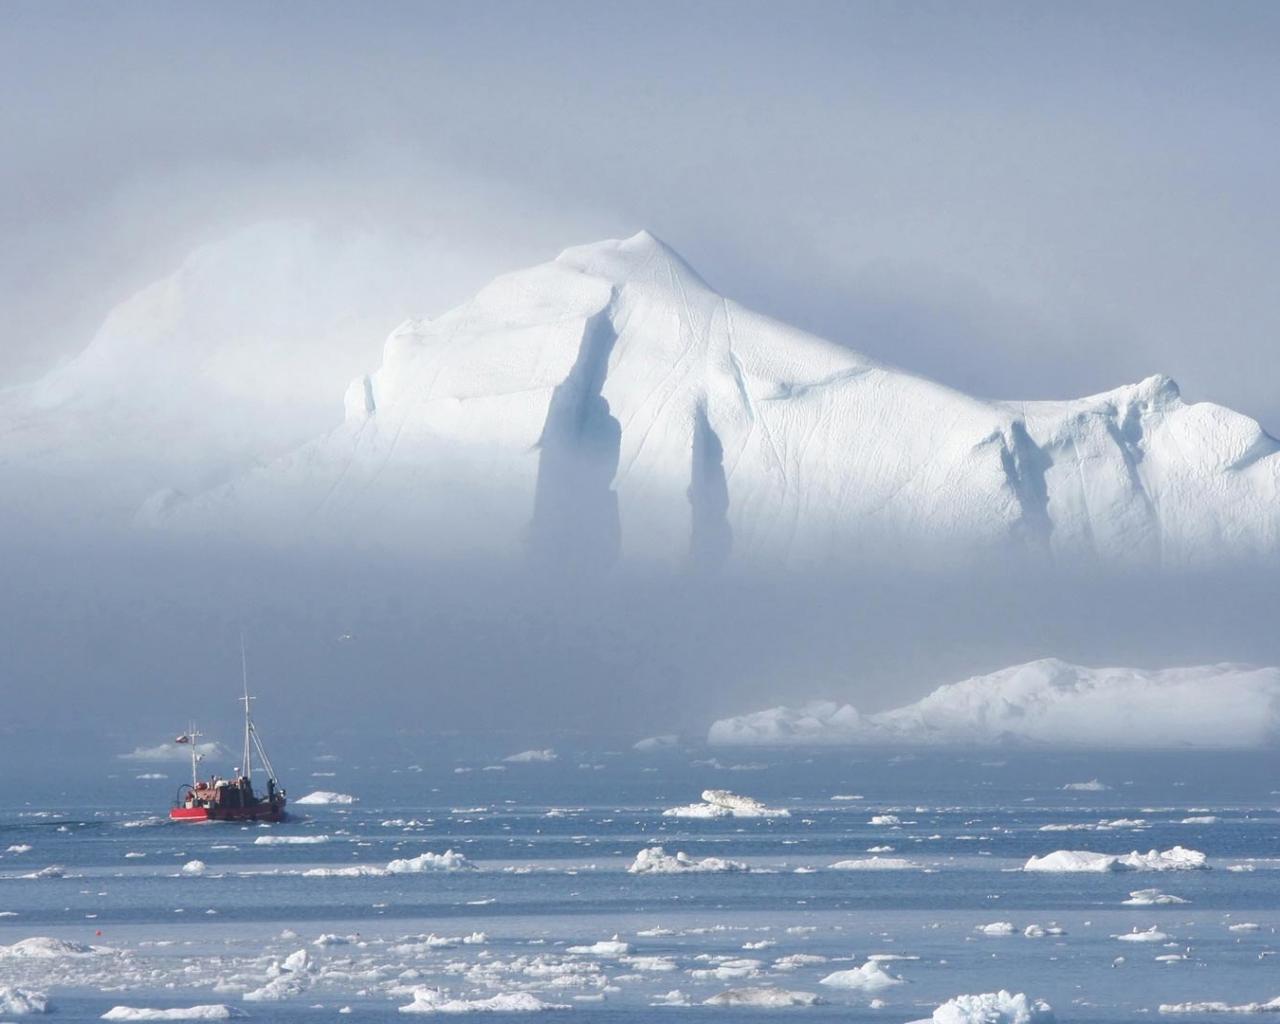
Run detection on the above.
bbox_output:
[7,227,1279,568]
[707,659,1280,749]
[138,230,1280,569]
[0,221,468,525]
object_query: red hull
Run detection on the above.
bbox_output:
[170,802,286,822]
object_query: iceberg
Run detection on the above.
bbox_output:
[109,230,1280,572]
[1,986,49,1015]
[708,660,1280,749]
[818,959,904,991]
[398,988,567,1013]
[503,749,557,763]
[702,987,822,1007]
[662,789,789,819]
[294,791,357,805]
[1159,998,1280,1014]
[628,846,747,874]
[1024,846,1207,873]
[101,1008,245,1021]
[911,991,1056,1024]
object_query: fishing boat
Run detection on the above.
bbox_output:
[170,644,287,822]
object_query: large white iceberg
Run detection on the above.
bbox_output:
[1,986,49,1015]
[108,230,1280,572]
[101,1007,245,1021]
[708,659,1280,749]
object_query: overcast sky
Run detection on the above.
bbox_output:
[3,1,1277,431]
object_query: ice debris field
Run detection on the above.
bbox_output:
[1,746,1278,1022]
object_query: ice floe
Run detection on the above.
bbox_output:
[398,988,568,1013]
[1123,889,1189,905]
[1113,926,1170,942]
[662,789,788,818]
[829,856,920,870]
[252,835,331,845]
[818,959,904,991]
[703,986,822,1007]
[101,1007,244,1021]
[628,847,747,874]
[294,790,357,805]
[1,986,49,1014]
[1025,847,1207,872]
[302,849,474,877]
[911,991,1056,1024]
[1159,997,1280,1013]
[503,749,558,764]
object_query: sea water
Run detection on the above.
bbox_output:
[1,746,1277,1021]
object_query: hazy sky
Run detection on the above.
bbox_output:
[4,1,1278,430]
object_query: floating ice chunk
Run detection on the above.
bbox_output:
[634,734,677,752]
[1025,847,1207,873]
[1063,780,1110,792]
[703,987,823,1007]
[663,789,788,819]
[180,860,206,876]
[294,791,356,805]
[18,865,64,879]
[566,937,630,956]
[503,749,557,763]
[0,936,103,958]
[870,814,901,826]
[101,1007,245,1020]
[4,845,32,853]
[1180,816,1218,824]
[253,835,331,845]
[303,849,474,877]
[1159,997,1280,1013]
[1,986,49,1014]
[398,988,568,1013]
[819,959,904,991]
[830,857,920,870]
[628,847,747,874]
[1228,923,1261,932]
[1123,889,1188,905]
[910,991,1055,1024]
[977,922,1017,936]
[386,850,474,873]
[1113,926,1170,943]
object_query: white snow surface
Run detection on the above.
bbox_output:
[1024,846,1207,873]
[912,991,1056,1024]
[708,659,1280,749]
[116,230,1280,570]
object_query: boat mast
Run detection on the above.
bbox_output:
[237,632,279,789]
[240,633,253,784]
[188,723,202,788]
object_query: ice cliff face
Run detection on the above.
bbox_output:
[7,228,1280,570]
